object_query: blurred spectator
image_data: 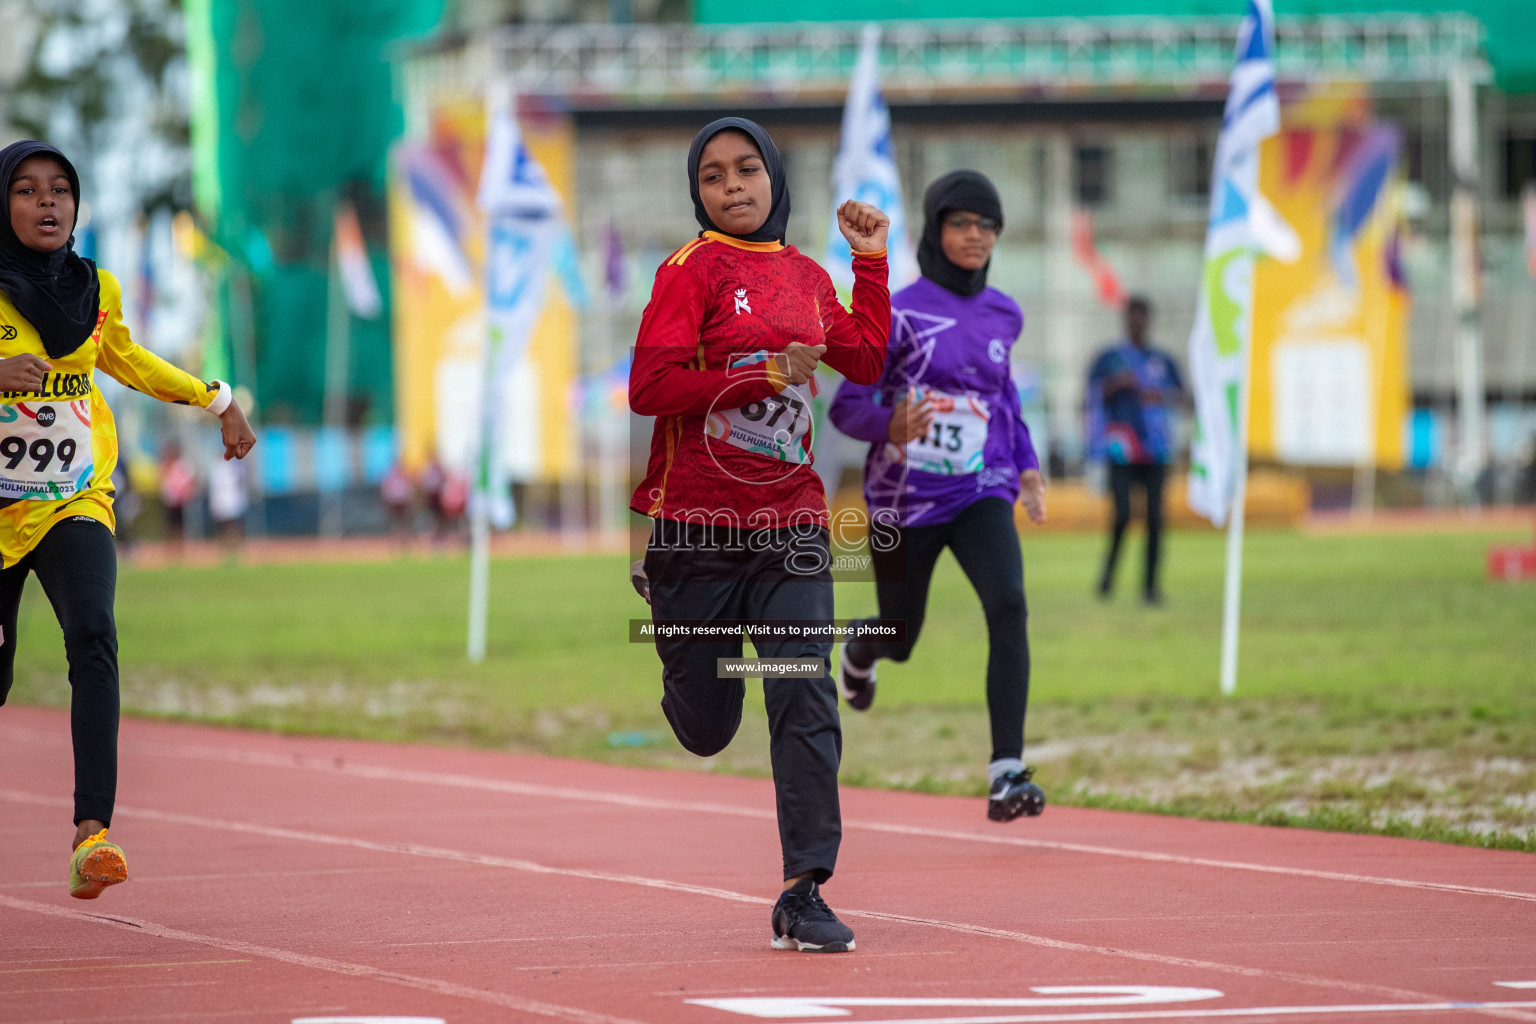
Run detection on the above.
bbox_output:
[208,457,247,555]
[381,461,414,546]
[1086,297,1188,605]
[438,470,469,543]
[420,454,446,539]
[158,442,197,550]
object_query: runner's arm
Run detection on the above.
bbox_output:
[629,263,785,417]
[828,378,892,443]
[818,251,890,386]
[94,272,232,414]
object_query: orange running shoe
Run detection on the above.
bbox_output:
[68,828,127,899]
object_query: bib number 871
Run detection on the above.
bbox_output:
[1,437,77,474]
[739,395,806,433]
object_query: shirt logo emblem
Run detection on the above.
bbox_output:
[0,326,15,341]
[988,339,1007,364]
[734,288,752,316]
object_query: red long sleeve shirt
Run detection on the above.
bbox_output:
[629,231,890,528]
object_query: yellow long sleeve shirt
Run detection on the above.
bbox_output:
[0,269,229,566]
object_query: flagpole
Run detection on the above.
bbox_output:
[467,498,491,662]
[321,224,349,539]
[467,313,500,664]
[1219,342,1253,697]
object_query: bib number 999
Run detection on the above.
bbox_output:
[1,436,77,474]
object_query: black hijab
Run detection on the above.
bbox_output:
[917,170,1004,298]
[0,141,99,359]
[686,117,791,245]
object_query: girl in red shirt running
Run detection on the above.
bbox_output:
[629,117,889,953]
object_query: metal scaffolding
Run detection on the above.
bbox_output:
[404,15,1489,113]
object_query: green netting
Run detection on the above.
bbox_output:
[189,0,443,425]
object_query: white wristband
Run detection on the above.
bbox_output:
[206,380,234,416]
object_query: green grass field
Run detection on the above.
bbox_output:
[8,527,1534,850]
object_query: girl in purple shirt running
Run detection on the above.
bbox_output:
[829,170,1047,822]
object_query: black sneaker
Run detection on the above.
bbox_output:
[630,560,651,605]
[771,879,856,953]
[987,767,1045,822]
[838,650,876,712]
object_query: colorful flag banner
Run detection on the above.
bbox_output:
[824,24,918,294]
[1186,0,1297,526]
[334,201,382,320]
[473,93,563,529]
[1070,209,1126,309]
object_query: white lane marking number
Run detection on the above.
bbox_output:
[688,986,1223,1017]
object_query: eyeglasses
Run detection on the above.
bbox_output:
[944,213,1000,235]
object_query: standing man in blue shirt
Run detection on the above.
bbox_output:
[1086,296,1187,604]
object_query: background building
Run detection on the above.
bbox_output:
[401,4,1533,509]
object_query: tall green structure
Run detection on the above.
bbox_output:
[186,0,443,425]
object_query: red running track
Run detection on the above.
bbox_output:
[2,705,1535,1024]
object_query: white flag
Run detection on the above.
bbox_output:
[1186,0,1296,525]
[824,24,918,294]
[334,201,381,319]
[473,89,563,529]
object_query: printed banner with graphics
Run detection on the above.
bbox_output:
[1186,0,1297,527]
[387,98,580,487]
[1249,92,1410,470]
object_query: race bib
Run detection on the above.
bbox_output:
[704,352,816,464]
[0,400,94,502]
[905,389,990,476]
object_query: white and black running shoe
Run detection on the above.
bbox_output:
[838,650,876,712]
[771,878,856,953]
[987,767,1045,821]
[630,560,651,605]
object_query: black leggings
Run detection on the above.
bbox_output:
[645,522,843,884]
[0,517,119,826]
[1100,462,1167,598]
[846,497,1029,763]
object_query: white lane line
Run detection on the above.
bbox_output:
[0,893,648,1024]
[0,958,248,975]
[746,1000,1536,1024]
[0,789,1488,1010]
[17,730,1524,905]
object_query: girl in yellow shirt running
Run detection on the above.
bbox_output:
[0,140,257,898]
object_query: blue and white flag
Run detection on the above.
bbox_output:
[1186,0,1299,526]
[474,89,563,528]
[824,24,918,294]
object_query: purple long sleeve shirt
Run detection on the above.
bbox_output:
[829,277,1040,528]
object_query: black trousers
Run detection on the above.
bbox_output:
[1101,462,1167,598]
[0,518,119,826]
[845,497,1030,764]
[645,521,842,883]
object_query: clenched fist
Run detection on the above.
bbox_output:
[772,342,826,388]
[837,200,890,254]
